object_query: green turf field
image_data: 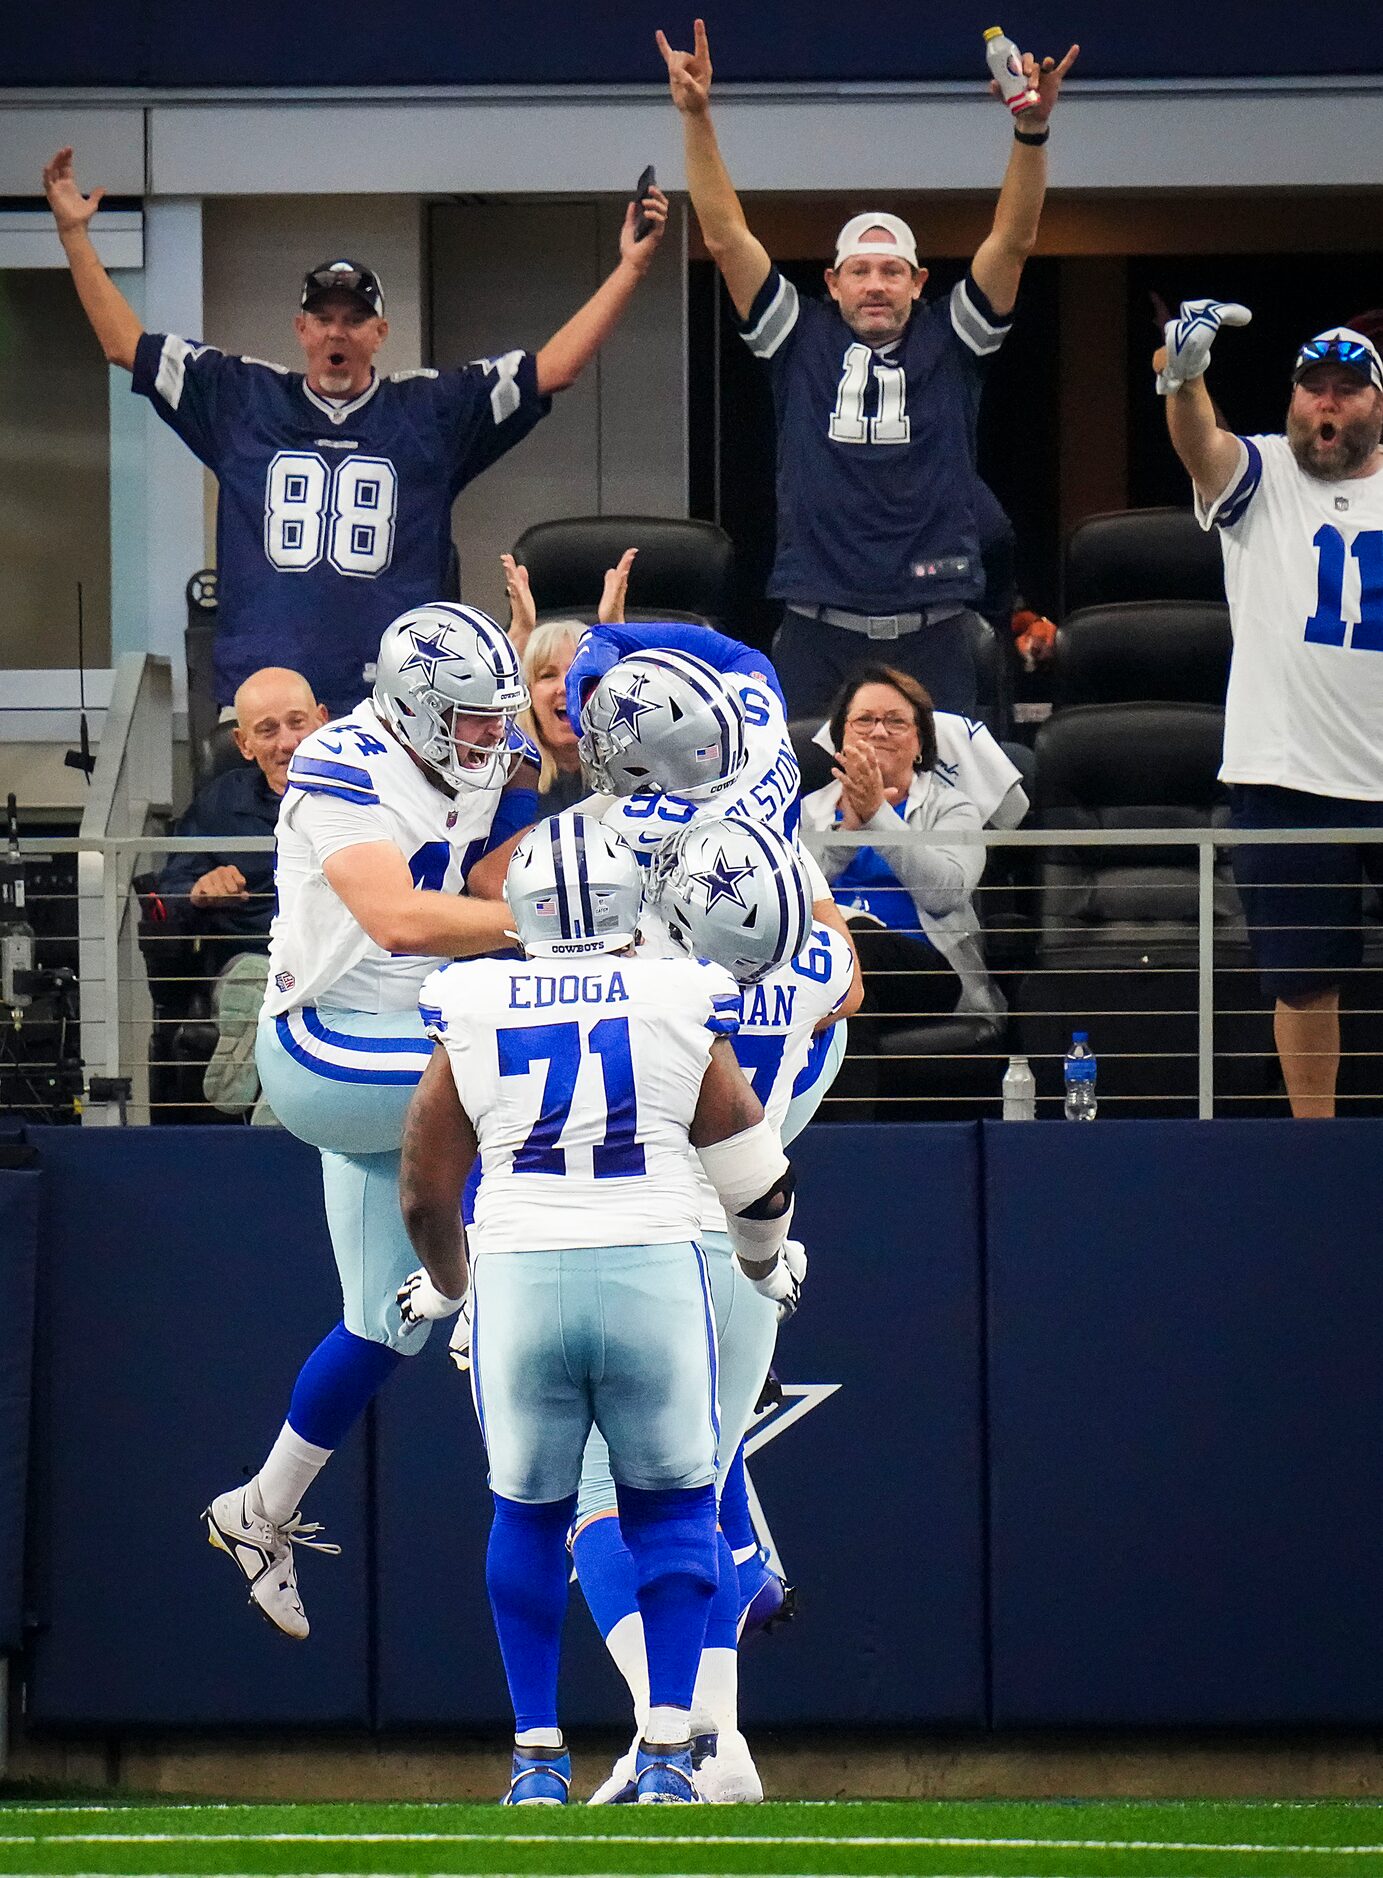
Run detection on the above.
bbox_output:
[3,1799,1383,1878]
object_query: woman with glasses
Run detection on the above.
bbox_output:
[800,664,1002,1023]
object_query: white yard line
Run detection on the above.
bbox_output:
[6,1829,1383,1854]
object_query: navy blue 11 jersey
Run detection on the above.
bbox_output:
[739,268,1011,615]
[133,337,550,708]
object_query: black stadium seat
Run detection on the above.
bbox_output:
[1054,601,1233,709]
[1014,701,1277,1115]
[1063,507,1226,615]
[512,516,735,626]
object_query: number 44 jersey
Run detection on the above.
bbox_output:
[420,951,741,1255]
[1203,432,1383,800]
[265,707,509,1018]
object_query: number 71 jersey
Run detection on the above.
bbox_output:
[1203,431,1383,800]
[421,951,742,1255]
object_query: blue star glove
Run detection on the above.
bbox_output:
[1157,298,1252,395]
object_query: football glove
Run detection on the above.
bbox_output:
[447,1293,475,1373]
[1157,298,1251,395]
[396,1268,467,1329]
[743,1238,808,1322]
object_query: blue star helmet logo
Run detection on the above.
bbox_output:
[398,628,455,689]
[606,673,659,740]
[690,845,754,911]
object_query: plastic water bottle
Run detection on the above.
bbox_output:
[983,26,1041,116]
[1001,1055,1036,1120]
[1063,1031,1098,1121]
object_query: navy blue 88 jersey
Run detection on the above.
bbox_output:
[133,336,550,708]
[740,267,1011,614]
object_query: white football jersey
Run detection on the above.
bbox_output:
[598,669,803,864]
[421,951,742,1254]
[265,704,506,1016]
[1201,434,1383,799]
[689,923,854,1233]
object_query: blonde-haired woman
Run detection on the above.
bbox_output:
[501,547,636,811]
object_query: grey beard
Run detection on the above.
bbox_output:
[1287,416,1381,481]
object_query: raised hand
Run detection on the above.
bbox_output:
[1158,298,1253,394]
[656,18,713,116]
[42,147,105,237]
[620,185,669,272]
[598,548,638,625]
[499,552,537,649]
[992,44,1079,125]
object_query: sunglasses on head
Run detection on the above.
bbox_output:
[303,267,380,305]
[1295,337,1378,381]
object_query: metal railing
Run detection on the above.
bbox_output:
[10,820,1383,1124]
[75,655,174,1125]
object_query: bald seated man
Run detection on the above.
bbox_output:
[153,667,327,944]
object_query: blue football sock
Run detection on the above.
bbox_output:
[617,1481,718,1714]
[705,1531,740,1654]
[718,1442,755,1554]
[572,1513,639,1640]
[486,1492,577,1734]
[286,1321,401,1450]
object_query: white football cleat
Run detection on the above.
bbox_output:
[203,1485,340,1640]
[587,1732,639,1805]
[694,1728,764,1804]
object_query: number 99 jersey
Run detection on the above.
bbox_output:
[420,950,742,1255]
[597,667,804,865]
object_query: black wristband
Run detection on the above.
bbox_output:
[1014,123,1050,146]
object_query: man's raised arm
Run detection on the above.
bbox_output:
[971,43,1079,320]
[42,148,144,372]
[1158,300,1254,506]
[657,19,771,322]
[534,185,669,394]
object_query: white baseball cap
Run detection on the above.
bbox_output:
[832,212,920,271]
[1292,326,1383,394]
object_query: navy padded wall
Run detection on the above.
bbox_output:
[0,1171,39,1653]
[25,1128,370,1727]
[985,1118,1383,1726]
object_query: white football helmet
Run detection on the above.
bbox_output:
[579,649,748,800]
[505,813,644,958]
[372,603,528,791]
[652,815,814,985]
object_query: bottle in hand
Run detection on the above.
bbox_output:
[983,26,1041,115]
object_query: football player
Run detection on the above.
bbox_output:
[202,603,533,1638]
[397,812,799,1805]
[564,817,858,1803]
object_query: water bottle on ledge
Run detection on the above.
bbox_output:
[1001,1055,1036,1120]
[1064,1031,1098,1121]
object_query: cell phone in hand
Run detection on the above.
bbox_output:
[632,165,657,241]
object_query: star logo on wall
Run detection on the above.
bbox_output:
[606,674,658,739]
[398,630,454,688]
[741,1380,841,1579]
[690,846,754,911]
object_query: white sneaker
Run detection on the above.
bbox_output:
[695,1729,763,1804]
[587,1732,640,1805]
[203,1485,340,1640]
